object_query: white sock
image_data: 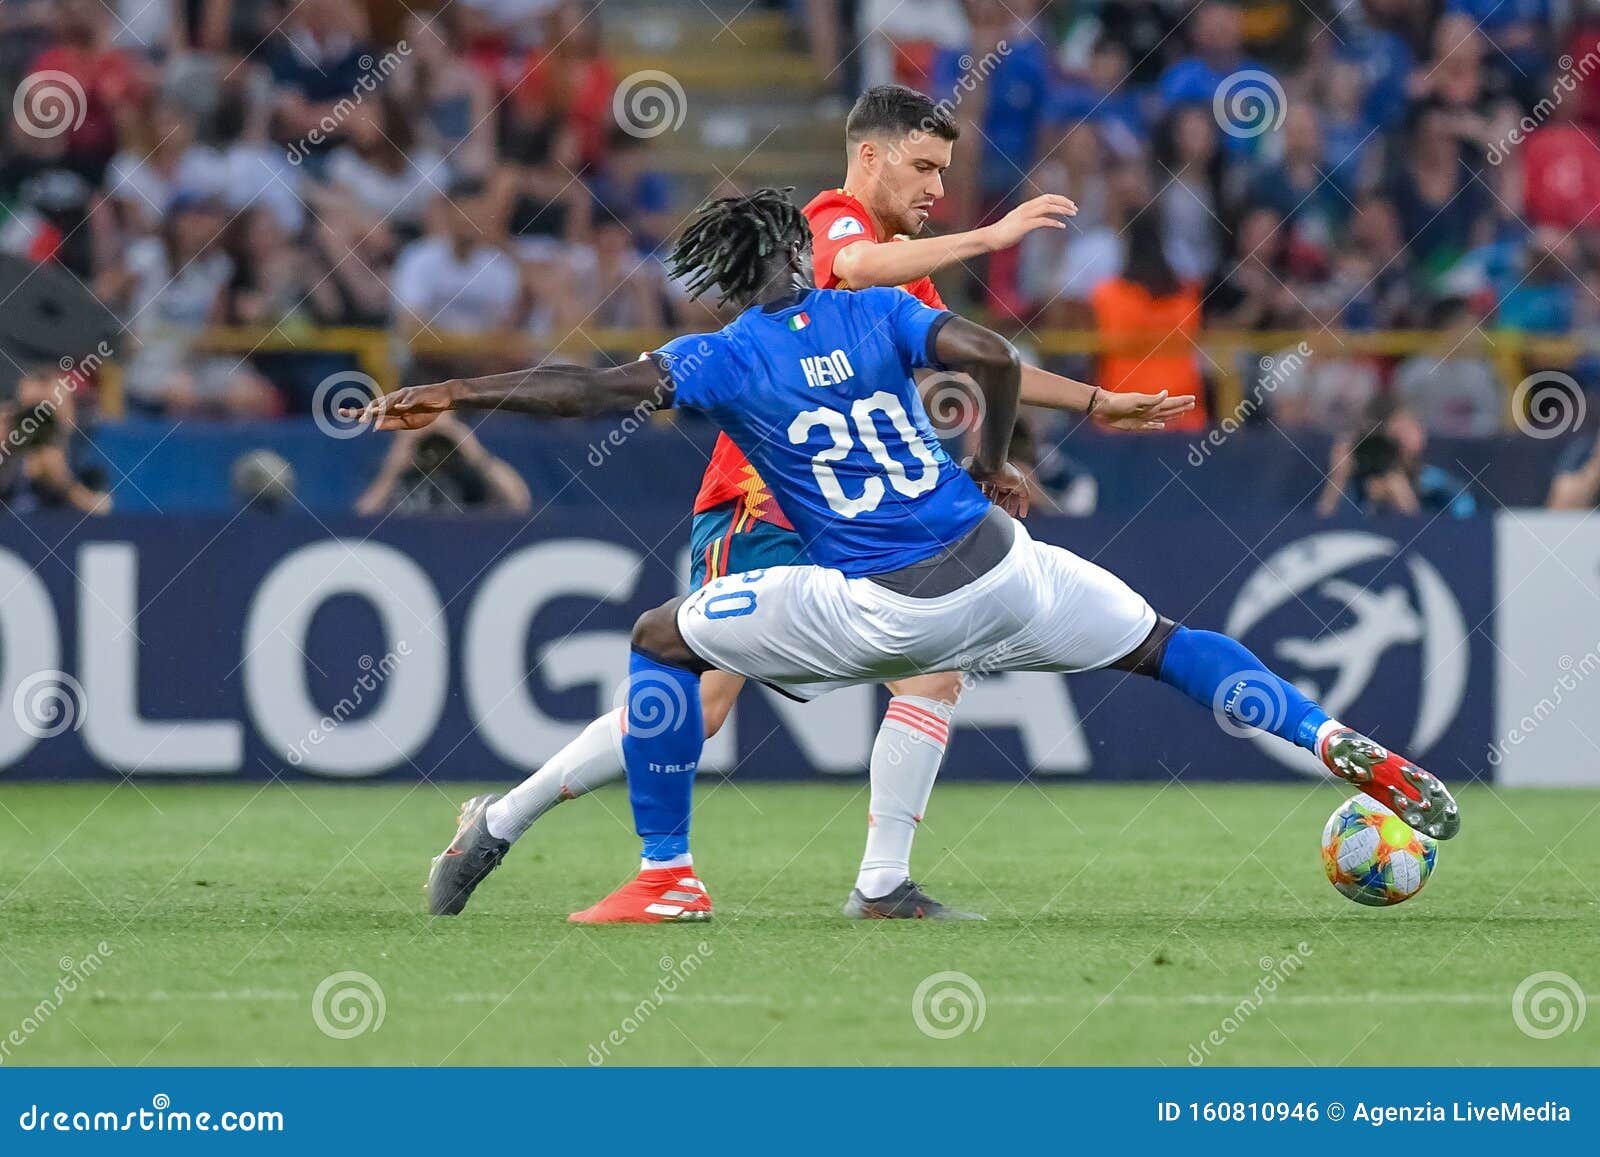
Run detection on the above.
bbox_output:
[856,695,952,898]
[485,709,626,841]
[1315,718,1344,752]
[642,853,693,871]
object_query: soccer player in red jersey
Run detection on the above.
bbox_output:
[426,86,1193,923]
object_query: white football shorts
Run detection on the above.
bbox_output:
[675,517,1156,701]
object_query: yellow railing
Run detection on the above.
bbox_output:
[98,326,1588,428]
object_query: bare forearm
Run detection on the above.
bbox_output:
[1019,362,1096,412]
[973,360,1020,475]
[961,347,1021,475]
[449,365,605,417]
[450,359,667,418]
[832,228,996,288]
[933,317,1021,473]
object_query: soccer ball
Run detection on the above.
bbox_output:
[1321,796,1437,906]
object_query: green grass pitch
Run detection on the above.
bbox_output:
[1,781,1595,1066]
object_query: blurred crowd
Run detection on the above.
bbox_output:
[3,0,1600,515]
[844,0,1600,509]
[0,0,690,424]
[850,0,1600,439]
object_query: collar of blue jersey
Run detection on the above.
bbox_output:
[759,289,811,313]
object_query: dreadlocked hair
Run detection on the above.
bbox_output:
[667,186,809,306]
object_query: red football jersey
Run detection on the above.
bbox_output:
[691,189,948,525]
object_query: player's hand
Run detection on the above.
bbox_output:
[343,382,459,430]
[970,461,1031,519]
[982,195,1077,251]
[1092,389,1196,432]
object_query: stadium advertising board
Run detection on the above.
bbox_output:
[0,512,1511,783]
[1492,511,1600,786]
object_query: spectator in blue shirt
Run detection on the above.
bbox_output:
[932,0,1052,205]
[1332,7,1414,132]
[1047,40,1150,150]
[1158,1,1275,154]
[1319,57,1377,195]
[1499,228,1580,335]
[1444,0,1549,102]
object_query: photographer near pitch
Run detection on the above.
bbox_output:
[354,411,531,516]
[0,365,111,516]
[1317,395,1477,518]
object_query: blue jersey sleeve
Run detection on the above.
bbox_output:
[861,287,955,374]
[650,331,733,411]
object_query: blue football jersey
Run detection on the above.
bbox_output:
[654,287,992,576]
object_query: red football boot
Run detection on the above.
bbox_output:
[1318,728,1461,840]
[568,868,713,924]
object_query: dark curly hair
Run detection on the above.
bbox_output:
[666,186,810,307]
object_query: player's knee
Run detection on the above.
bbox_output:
[887,671,967,706]
[921,671,967,706]
[1110,615,1180,679]
[630,600,700,670]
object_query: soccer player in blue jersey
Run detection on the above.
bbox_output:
[355,189,1461,924]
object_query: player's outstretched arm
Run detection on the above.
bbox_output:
[832,195,1076,290]
[348,360,670,430]
[932,316,1027,515]
[1017,363,1197,430]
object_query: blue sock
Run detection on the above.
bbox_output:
[621,648,704,862]
[1156,627,1330,752]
